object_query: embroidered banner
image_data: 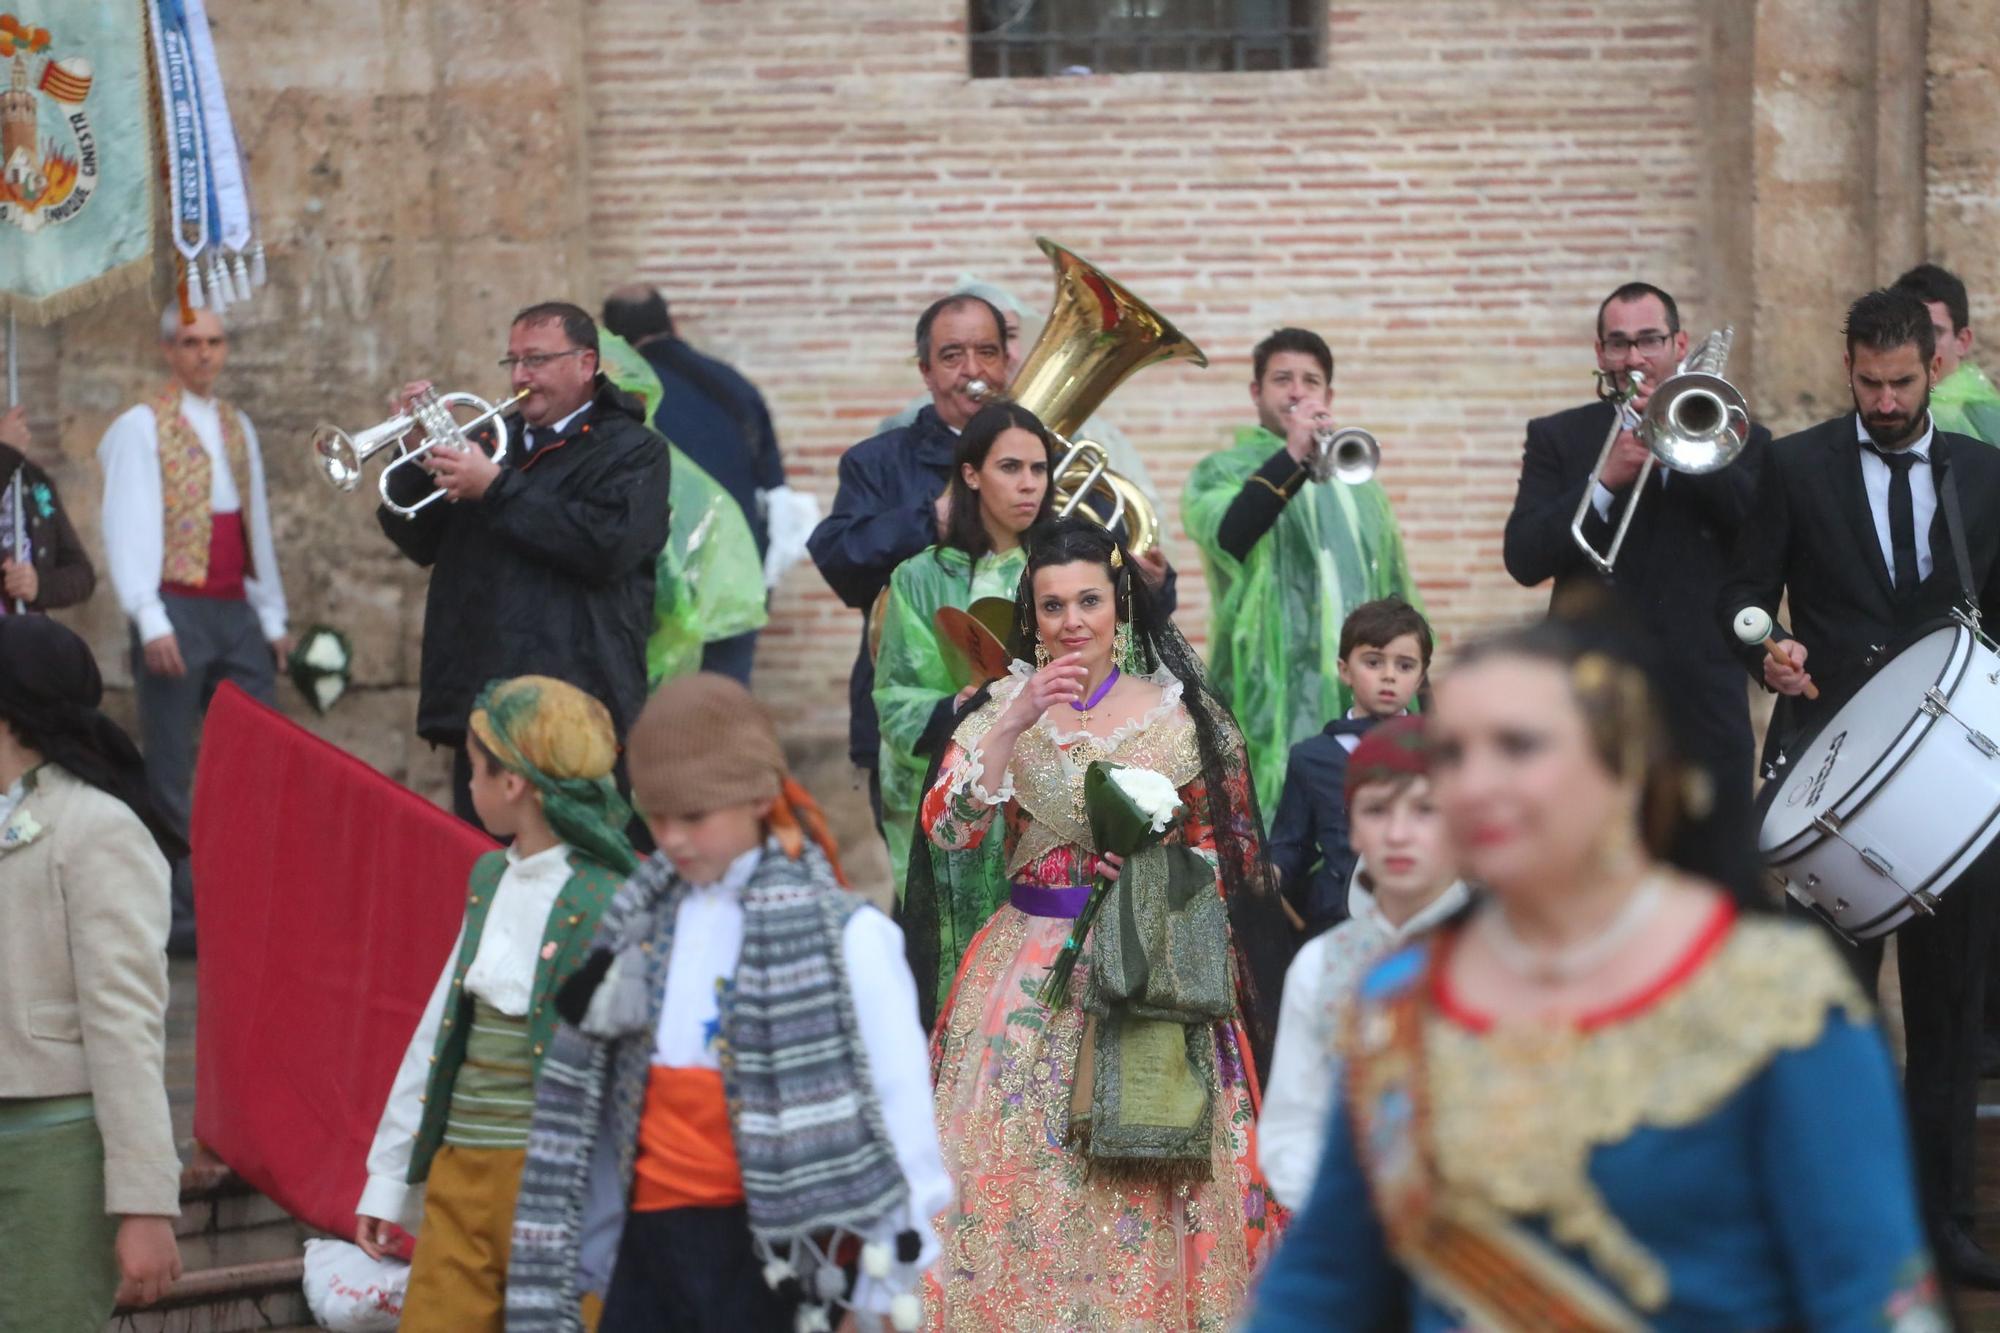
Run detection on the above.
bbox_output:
[0,6,156,321]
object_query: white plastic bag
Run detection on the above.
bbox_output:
[302,1237,408,1332]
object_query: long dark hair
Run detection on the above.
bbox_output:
[936,401,1059,567]
[1007,515,1292,1073]
[1447,607,1767,908]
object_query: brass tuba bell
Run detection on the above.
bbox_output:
[978,238,1206,556]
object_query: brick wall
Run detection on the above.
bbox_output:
[582,0,1717,744]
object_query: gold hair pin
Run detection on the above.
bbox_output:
[1109,547,1124,570]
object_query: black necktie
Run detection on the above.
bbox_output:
[1874,448,1921,594]
[522,425,545,458]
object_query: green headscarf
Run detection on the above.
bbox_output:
[470,675,638,875]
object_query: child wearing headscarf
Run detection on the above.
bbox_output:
[1256,717,1472,1209]
[0,616,183,1331]
[507,673,950,1333]
[356,675,637,1333]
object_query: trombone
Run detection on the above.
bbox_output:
[1569,327,1749,574]
[314,386,529,519]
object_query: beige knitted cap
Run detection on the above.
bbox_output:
[627,672,786,819]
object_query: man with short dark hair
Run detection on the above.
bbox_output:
[1720,286,2000,1289]
[1895,262,2000,445]
[1504,281,1770,826]
[380,301,671,828]
[1183,326,1421,815]
[601,284,793,683]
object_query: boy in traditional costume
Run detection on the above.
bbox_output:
[354,675,637,1333]
[1256,717,1470,1209]
[507,673,949,1333]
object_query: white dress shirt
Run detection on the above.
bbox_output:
[358,843,574,1227]
[1856,413,1938,586]
[651,847,953,1313]
[96,390,287,644]
[1257,872,1472,1209]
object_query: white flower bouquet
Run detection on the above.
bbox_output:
[1038,760,1185,1009]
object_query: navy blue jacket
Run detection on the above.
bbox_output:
[809,404,1182,770]
[636,337,783,553]
[1265,715,1377,936]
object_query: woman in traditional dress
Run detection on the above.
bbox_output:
[1243,615,1944,1332]
[914,515,1290,1331]
[875,402,1057,1018]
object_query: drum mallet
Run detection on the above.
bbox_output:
[1734,607,1819,701]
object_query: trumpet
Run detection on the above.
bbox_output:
[314,386,530,519]
[1307,424,1381,486]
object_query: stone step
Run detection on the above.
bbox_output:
[106,1168,313,1333]
[104,1257,308,1333]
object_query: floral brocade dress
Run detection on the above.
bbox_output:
[917,667,1282,1332]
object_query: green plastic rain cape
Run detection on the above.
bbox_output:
[873,543,1025,1004]
[1931,362,2000,446]
[598,333,769,684]
[1183,425,1421,818]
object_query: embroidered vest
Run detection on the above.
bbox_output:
[152,383,256,587]
[407,849,624,1184]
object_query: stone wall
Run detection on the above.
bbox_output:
[13,0,1997,900]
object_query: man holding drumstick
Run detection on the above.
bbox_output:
[1719,286,2000,1289]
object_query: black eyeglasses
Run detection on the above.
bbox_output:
[1600,332,1673,356]
[497,349,587,372]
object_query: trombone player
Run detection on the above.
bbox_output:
[1184,327,1422,819]
[373,301,671,830]
[1502,281,1769,824]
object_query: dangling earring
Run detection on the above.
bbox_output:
[1114,621,1133,672]
[1035,640,1052,670]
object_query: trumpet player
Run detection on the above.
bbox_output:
[377,301,670,831]
[1184,327,1421,818]
[1502,282,1769,827]
[97,305,290,955]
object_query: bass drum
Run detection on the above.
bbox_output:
[1759,620,2000,939]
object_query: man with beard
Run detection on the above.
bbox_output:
[1719,286,2000,1290]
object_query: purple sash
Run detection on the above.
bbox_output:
[1010,883,1093,919]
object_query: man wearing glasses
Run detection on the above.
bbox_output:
[381,301,671,829]
[1503,281,1771,826]
[98,305,292,953]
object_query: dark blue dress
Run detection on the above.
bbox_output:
[1244,910,1942,1332]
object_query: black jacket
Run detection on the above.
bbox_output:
[1504,399,1769,779]
[0,447,95,611]
[636,338,783,554]
[1716,414,2000,764]
[379,376,672,742]
[809,404,1181,770]
[1265,715,1377,936]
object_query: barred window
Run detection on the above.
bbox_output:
[969,0,1323,78]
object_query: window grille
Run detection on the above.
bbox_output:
[969,0,1322,79]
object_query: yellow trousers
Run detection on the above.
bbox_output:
[399,1143,526,1333]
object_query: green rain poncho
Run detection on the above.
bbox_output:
[873,544,1025,993]
[1932,362,2000,446]
[598,333,770,684]
[1183,426,1421,818]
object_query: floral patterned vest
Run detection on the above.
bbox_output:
[152,383,256,587]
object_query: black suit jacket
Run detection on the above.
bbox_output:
[1504,400,1770,772]
[1716,415,2000,761]
[1265,715,1379,936]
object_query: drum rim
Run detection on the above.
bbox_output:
[1760,619,1972,859]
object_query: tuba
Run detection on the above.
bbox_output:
[1569,327,1750,574]
[974,238,1206,556]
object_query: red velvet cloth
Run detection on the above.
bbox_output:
[192,683,496,1241]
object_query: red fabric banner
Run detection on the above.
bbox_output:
[191,683,494,1240]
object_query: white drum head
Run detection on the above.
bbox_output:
[1760,626,1963,851]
